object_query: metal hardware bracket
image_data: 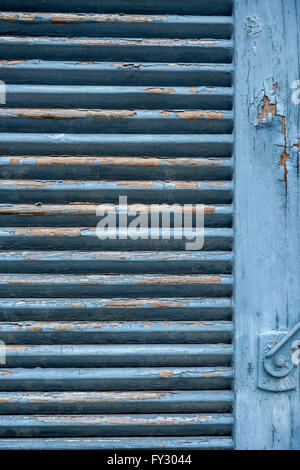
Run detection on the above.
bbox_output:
[258,321,300,392]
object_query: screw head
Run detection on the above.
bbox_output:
[274,355,286,369]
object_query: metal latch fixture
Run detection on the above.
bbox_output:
[258,321,300,392]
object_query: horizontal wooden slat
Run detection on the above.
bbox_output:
[0,133,233,157]
[0,321,232,344]
[0,390,233,414]
[0,1,234,448]
[0,413,233,437]
[0,366,233,390]
[3,85,233,110]
[0,227,233,251]
[0,436,234,450]
[0,61,234,87]
[0,0,233,16]
[0,156,234,181]
[0,298,233,321]
[0,179,233,204]
[0,108,233,134]
[0,251,232,274]
[4,344,232,367]
[0,36,233,63]
[0,204,232,228]
[0,13,233,39]
[0,274,232,297]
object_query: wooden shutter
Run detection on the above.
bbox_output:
[235,0,300,450]
[0,0,234,449]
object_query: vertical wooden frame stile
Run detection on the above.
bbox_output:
[235,0,300,449]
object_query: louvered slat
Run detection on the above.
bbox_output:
[0,0,234,450]
[0,391,233,413]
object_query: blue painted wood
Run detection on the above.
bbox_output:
[0,61,233,87]
[0,274,233,297]
[0,320,233,344]
[0,180,233,204]
[0,367,232,391]
[0,109,234,134]
[3,344,232,367]
[0,413,233,437]
[0,437,234,450]
[0,251,233,274]
[0,156,234,181]
[235,0,300,450]
[0,298,233,322]
[0,390,233,414]
[0,0,234,449]
[0,227,233,251]
[0,0,233,16]
[0,14,233,39]
[0,133,233,157]
[0,37,233,63]
[0,206,232,229]
[2,85,234,110]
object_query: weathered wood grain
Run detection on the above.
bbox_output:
[235,0,300,450]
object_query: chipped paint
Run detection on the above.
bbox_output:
[158,370,173,378]
[256,88,294,195]
[3,274,223,285]
[203,370,223,378]
[5,345,40,350]
[160,111,223,119]
[145,88,176,94]
[257,95,276,123]
[0,203,220,215]
[5,60,27,66]
[0,109,137,119]
[0,13,167,24]
[107,299,188,308]
[0,391,171,404]
[3,156,224,167]
[33,414,215,425]
[2,36,223,47]
[0,179,230,190]
[113,63,137,68]
[0,370,12,376]
[14,228,81,237]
